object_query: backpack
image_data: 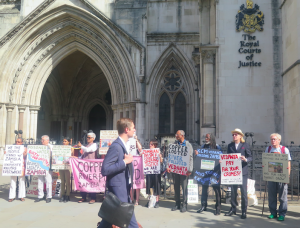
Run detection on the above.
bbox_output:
[267,146,285,154]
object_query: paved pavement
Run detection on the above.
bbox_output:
[1,175,300,228]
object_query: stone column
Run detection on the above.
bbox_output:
[29,106,40,141]
[5,105,15,145]
[170,104,175,133]
[135,103,145,144]
[111,105,118,130]
[18,106,26,137]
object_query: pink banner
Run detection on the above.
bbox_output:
[69,158,106,193]
[133,156,145,189]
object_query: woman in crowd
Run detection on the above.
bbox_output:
[195,133,222,215]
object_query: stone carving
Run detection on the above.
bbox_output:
[201,50,215,64]
[147,33,199,43]
[164,71,182,92]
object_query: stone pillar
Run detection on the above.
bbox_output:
[111,105,118,130]
[135,103,145,144]
[5,105,15,145]
[170,104,175,133]
[18,106,26,137]
[29,107,40,141]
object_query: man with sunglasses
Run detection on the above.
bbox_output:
[77,132,98,204]
[224,128,252,219]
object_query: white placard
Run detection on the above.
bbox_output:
[187,179,198,204]
[99,130,119,154]
[25,145,50,176]
[128,138,137,155]
[142,148,161,174]
[168,144,189,175]
[51,145,72,170]
[2,145,24,176]
[220,153,243,185]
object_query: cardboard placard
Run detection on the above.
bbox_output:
[99,130,119,154]
[2,145,24,176]
[133,156,145,189]
[142,148,161,174]
[128,138,137,155]
[51,145,72,170]
[187,179,198,204]
[193,148,222,185]
[26,176,39,197]
[220,153,242,185]
[262,153,289,183]
[168,144,189,175]
[25,145,50,175]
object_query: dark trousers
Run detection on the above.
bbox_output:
[174,174,188,206]
[268,182,288,217]
[98,213,139,228]
[201,185,221,210]
[231,175,248,213]
[80,192,96,200]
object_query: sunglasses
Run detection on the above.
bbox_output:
[87,137,93,139]
[232,134,238,137]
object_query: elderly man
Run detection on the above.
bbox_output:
[36,135,53,203]
[168,130,193,213]
[77,132,98,204]
[266,133,291,221]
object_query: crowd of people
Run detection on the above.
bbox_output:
[4,118,292,227]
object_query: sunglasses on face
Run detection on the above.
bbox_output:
[232,134,238,137]
[87,137,93,139]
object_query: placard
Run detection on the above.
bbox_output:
[128,138,137,155]
[2,145,24,176]
[194,148,222,185]
[168,144,189,175]
[133,156,145,189]
[187,179,198,204]
[99,130,119,154]
[52,179,61,198]
[220,153,242,185]
[26,176,39,197]
[262,153,289,183]
[51,145,72,170]
[25,145,50,175]
[142,148,160,174]
[69,158,106,192]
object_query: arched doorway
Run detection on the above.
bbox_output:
[88,105,107,140]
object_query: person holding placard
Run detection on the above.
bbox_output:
[265,133,291,221]
[5,138,27,202]
[195,133,222,215]
[224,129,252,219]
[77,132,98,204]
[36,135,53,203]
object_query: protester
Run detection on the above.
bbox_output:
[59,137,73,203]
[98,118,139,228]
[36,135,53,203]
[195,133,222,215]
[225,128,252,219]
[167,130,193,213]
[77,132,98,204]
[6,138,27,202]
[266,133,291,221]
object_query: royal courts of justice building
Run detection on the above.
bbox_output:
[0,0,299,161]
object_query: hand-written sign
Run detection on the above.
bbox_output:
[262,153,289,183]
[187,179,198,204]
[133,156,145,189]
[25,145,50,175]
[142,148,160,174]
[99,130,119,154]
[2,145,24,176]
[26,176,39,197]
[194,149,222,185]
[51,145,72,170]
[128,138,137,155]
[220,153,242,185]
[168,144,189,176]
[69,158,106,192]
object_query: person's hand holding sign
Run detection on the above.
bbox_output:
[240,155,247,162]
[194,150,198,156]
[186,171,192,176]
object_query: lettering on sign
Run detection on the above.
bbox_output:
[168,144,189,176]
[220,153,243,185]
[262,153,289,183]
[142,148,160,174]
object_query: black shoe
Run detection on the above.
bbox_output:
[171,202,180,211]
[154,202,159,208]
[225,210,236,216]
[197,205,207,213]
[64,196,70,203]
[241,212,247,219]
[180,205,187,213]
[46,198,51,203]
[145,201,149,208]
[59,195,65,203]
[35,198,42,202]
[214,209,221,215]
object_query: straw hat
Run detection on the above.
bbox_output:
[231,128,244,137]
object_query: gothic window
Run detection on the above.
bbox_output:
[174,93,186,132]
[164,70,182,91]
[159,93,171,133]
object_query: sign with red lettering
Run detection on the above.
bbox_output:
[220,153,242,185]
[26,176,39,197]
[25,145,50,176]
[168,144,189,176]
[142,148,160,174]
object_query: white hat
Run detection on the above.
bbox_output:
[231,128,244,137]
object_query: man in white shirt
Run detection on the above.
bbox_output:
[265,133,291,221]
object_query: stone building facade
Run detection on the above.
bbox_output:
[0,0,297,161]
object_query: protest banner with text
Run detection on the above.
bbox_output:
[142,148,160,174]
[128,138,137,155]
[26,176,39,197]
[25,145,50,175]
[168,144,189,175]
[220,153,242,185]
[2,145,24,176]
[99,130,119,154]
[193,148,222,185]
[262,153,289,183]
[187,179,198,203]
[70,158,106,192]
[51,145,72,170]
[133,156,145,189]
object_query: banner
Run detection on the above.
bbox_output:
[187,179,198,204]
[128,138,137,155]
[142,148,160,174]
[26,176,39,197]
[51,145,72,170]
[168,144,189,175]
[220,153,242,185]
[133,156,145,189]
[262,153,289,183]
[193,148,222,185]
[25,145,50,175]
[2,145,24,176]
[70,158,105,192]
[99,130,119,154]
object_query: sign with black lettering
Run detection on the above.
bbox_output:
[262,153,289,183]
[25,145,50,175]
[168,144,189,175]
[2,145,24,176]
[51,145,71,170]
[133,156,145,189]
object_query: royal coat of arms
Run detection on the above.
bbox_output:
[236,0,264,33]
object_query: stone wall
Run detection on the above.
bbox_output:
[0,1,21,38]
